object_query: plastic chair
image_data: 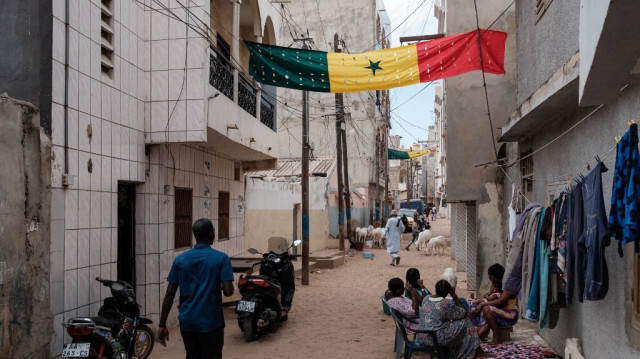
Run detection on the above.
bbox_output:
[382,297,447,359]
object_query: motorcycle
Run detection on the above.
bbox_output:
[62,277,155,358]
[236,240,302,341]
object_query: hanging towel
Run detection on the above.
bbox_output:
[538,238,551,329]
[608,123,640,257]
[519,207,543,315]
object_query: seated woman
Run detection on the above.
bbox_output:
[418,280,484,359]
[469,280,502,326]
[473,263,519,344]
[405,268,431,300]
[384,277,423,334]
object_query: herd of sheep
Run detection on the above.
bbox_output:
[353,226,448,255]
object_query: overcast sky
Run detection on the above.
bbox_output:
[385,0,438,149]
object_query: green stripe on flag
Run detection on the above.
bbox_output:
[244,41,331,92]
[387,149,411,160]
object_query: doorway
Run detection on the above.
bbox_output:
[117,183,136,289]
[218,191,230,240]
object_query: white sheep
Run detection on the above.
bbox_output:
[414,229,433,252]
[371,228,385,248]
[425,236,447,256]
[355,227,369,242]
[440,267,457,289]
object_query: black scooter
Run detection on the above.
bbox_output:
[61,277,155,358]
[236,240,302,341]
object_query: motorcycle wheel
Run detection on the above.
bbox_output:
[133,324,155,359]
[242,317,259,342]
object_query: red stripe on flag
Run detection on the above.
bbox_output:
[417,30,506,83]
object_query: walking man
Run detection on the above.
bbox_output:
[158,218,235,359]
[384,210,405,265]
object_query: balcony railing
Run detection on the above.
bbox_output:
[238,74,256,116]
[260,94,275,131]
[209,54,234,100]
[209,47,277,132]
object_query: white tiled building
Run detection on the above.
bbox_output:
[46,0,282,356]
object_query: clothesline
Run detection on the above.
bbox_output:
[529,144,617,182]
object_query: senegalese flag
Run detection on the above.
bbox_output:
[244,29,506,93]
[388,148,435,160]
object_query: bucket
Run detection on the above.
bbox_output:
[365,240,373,248]
[362,251,374,259]
[381,296,391,315]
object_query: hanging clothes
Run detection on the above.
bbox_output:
[504,204,540,297]
[518,207,543,315]
[512,183,524,214]
[608,123,640,257]
[566,182,586,305]
[555,193,568,274]
[508,205,517,241]
[581,162,610,301]
[525,208,545,322]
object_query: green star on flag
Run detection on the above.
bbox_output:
[364,60,383,76]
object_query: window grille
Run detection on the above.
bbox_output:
[174,188,193,249]
[100,0,114,77]
[218,191,230,241]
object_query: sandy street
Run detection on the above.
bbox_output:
[150,219,468,359]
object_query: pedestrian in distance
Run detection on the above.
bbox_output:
[158,218,235,359]
[405,220,420,251]
[384,210,405,265]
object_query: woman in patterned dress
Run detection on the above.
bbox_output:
[418,280,484,358]
[384,277,424,334]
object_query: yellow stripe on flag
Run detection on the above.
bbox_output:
[327,43,420,93]
[408,150,431,158]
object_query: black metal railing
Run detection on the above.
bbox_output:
[260,94,276,131]
[209,54,234,100]
[238,74,256,116]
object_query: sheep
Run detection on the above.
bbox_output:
[355,227,369,242]
[371,228,385,248]
[414,229,433,252]
[440,267,457,289]
[425,236,447,256]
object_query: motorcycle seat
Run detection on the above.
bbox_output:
[90,316,118,330]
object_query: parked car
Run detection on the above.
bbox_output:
[397,208,416,232]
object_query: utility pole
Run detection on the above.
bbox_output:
[341,113,352,244]
[406,159,411,205]
[297,39,313,286]
[374,131,381,225]
[334,34,346,251]
[383,101,390,222]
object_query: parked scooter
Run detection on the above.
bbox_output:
[62,277,155,358]
[236,240,302,341]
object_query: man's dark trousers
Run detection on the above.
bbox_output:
[181,328,224,359]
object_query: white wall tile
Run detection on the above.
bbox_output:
[111,124,121,159]
[78,34,91,76]
[151,40,169,71]
[101,121,112,157]
[100,192,112,229]
[151,101,169,132]
[78,190,91,228]
[65,190,79,229]
[78,0,91,36]
[52,60,65,105]
[78,152,91,190]
[90,191,101,228]
[90,79,102,117]
[78,73,91,114]
[90,229,101,266]
[90,155,102,192]
[121,0,131,36]
[68,68,80,110]
[111,228,118,263]
[64,230,78,270]
[168,100,187,132]
[91,39,101,80]
[77,267,90,307]
[78,113,91,152]
[53,18,65,63]
[169,8,187,39]
[168,39,186,70]
[120,156,130,179]
[101,228,112,264]
[151,70,169,101]
[77,229,90,267]
[151,10,169,40]
[90,117,102,155]
[120,94,131,132]
[186,68,204,100]
[89,265,101,303]
[90,3,101,43]
[64,269,78,311]
[111,87,121,124]
[101,84,112,121]
[168,69,185,101]
[186,37,205,69]
[186,99,204,131]
[146,254,159,284]
[68,0,79,30]
[146,223,159,254]
[51,103,65,146]
[53,0,65,20]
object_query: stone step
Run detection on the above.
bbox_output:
[314,255,345,269]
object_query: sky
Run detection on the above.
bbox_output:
[384,0,439,149]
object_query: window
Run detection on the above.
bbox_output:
[535,0,554,23]
[174,188,193,249]
[218,191,230,241]
[100,0,115,77]
[234,163,241,181]
[521,153,533,200]
[216,34,231,63]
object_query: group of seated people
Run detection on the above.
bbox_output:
[384,264,518,359]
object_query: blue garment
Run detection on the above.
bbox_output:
[566,183,585,305]
[525,208,544,322]
[608,123,640,257]
[167,243,234,332]
[581,162,610,301]
[538,236,550,329]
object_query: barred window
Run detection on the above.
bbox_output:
[174,188,193,249]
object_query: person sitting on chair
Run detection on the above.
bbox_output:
[384,277,422,334]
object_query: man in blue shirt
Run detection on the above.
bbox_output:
[158,218,234,359]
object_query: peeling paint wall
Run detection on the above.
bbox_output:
[0,95,52,358]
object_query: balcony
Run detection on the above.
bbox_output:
[206,48,278,171]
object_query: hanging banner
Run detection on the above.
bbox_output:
[244,29,506,93]
[388,148,435,160]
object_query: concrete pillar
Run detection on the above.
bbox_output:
[465,203,477,291]
[231,0,241,104]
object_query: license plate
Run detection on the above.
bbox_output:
[237,300,256,313]
[62,343,90,357]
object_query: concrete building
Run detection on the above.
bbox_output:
[276,0,391,226]
[387,134,402,209]
[434,0,516,291]
[1,0,283,357]
[433,83,449,218]
[498,0,640,357]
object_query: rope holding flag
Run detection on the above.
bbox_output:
[244,29,507,93]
